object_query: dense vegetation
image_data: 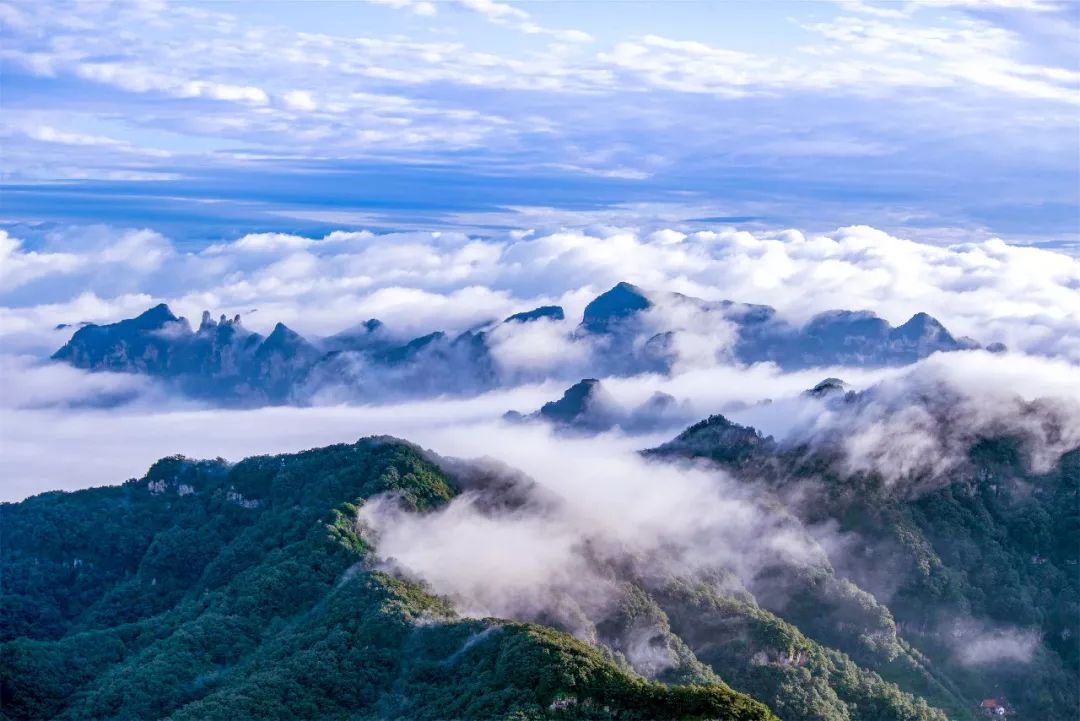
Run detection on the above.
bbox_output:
[3,415,1075,721]
[1,438,773,721]
[650,415,1080,721]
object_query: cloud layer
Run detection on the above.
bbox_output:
[3,223,1077,361]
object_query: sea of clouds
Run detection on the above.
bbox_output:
[3,222,1078,358]
[3,220,1076,679]
[0,222,1077,501]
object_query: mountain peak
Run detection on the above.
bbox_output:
[806,309,886,332]
[893,311,952,339]
[538,378,614,426]
[257,322,312,354]
[581,282,651,332]
[133,303,178,329]
[198,311,246,335]
[648,413,774,466]
[266,322,295,340]
[504,305,564,323]
[896,311,941,330]
[805,377,848,398]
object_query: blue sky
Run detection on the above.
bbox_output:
[1,0,1077,248]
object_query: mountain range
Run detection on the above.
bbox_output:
[3,390,1075,721]
[50,283,996,406]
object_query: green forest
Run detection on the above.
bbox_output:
[2,421,1077,721]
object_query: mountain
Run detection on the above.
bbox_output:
[780,310,980,367]
[49,305,324,402]
[581,282,652,333]
[505,305,565,323]
[537,378,620,429]
[0,438,774,721]
[322,318,389,354]
[4,394,1075,721]
[647,414,776,467]
[250,322,321,401]
[803,377,849,399]
[50,286,994,406]
[647,407,1080,721]
[51,304,187,374]
[507,378,694,433]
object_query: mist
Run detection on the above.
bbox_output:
[3,346,1077,501]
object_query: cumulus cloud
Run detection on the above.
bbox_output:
[358,423,829,638]
[484,316,590,378]
[0,383,559,502]
[0,231,83,293]
[3,223,1077,361]
[4,342,1073,497]
[0,355,171,411]
[0,314,1074,684]
[2,221,1078,510]
[777,352,1080,487]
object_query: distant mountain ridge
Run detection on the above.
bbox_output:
[51,283,994,405]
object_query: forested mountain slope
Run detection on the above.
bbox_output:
[0,438,773,721]
[3,410,1075,721]
[648,412,1080,721]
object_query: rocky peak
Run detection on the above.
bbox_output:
[261,322,306,351]
[505,305,565,323]
[131,303,179,330]
[581,282,651,333]
[892,312,954,344]
[805,377,848,398]
[539,378,617,426]
[199,311,245,333]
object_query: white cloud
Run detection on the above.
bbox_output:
[454,0,593,42]
[2,223,1078,362]
[600,18,1079,103]
[358,423,829,628]
[485,316,590,377]
[835,0,1062,19]
[800,15,1080,104]
[75,63,269,105]
[21,125,124,147]
[370,0,438,15]
[0,231,84,292]
[943,616,1042,666]
[280,89,318,111]
[1,0,1075,188]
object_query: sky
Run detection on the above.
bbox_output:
[1,0,1078,247]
